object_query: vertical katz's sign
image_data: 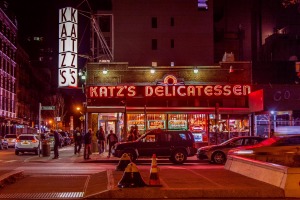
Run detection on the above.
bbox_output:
[58,7,78,88]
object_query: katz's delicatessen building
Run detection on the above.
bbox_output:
[83,61,253,147]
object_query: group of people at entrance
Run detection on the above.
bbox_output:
[72,126,118,159]
[96,126,118,158]
[52,125,139,160]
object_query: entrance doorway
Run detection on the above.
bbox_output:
[99,120,116,135]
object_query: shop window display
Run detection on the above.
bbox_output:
[127,114,145,133]
[168,114,187,130]
[209,114,250,145]
[147,114,166,130]
[189,114,207,142]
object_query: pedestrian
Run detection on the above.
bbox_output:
[53,130,60,159]
[127,126,135,141]
[83,128,92,160]
[106,130,118,158]
[133,125,140,139]
[96,126,105,154]
[74,127,82,155]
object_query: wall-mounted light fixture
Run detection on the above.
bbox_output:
[103,68,108,74]
[193,67,199,74]
[150,67,156,74]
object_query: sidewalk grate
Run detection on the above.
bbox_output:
[0,192,84,199]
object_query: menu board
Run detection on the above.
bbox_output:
[168,120,187,130]
[128,120,145,130]
[148,120,166,129]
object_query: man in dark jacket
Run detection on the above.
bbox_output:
[74,127,82,155]
[53,131,60,159]
[96,126,105,154]
[83,128,92,160]
[106,130,118,158]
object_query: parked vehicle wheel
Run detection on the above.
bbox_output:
[212,151,226,164]
[35,149,39,155]
[171,150,187,164]
[15,150,19,155]
[124,150,137,162]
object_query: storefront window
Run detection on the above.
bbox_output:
[127,113,145,132]
[168,114,187,130]
[208,114,250,144]
[188,114,207,142]
[147,114,166,130]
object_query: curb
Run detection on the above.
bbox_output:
[0,170,24,188]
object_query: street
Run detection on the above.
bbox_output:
[0,145,287,200]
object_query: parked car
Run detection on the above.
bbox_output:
[228,135,300,165]
[59,131,72,146]
[3,134,17,148]
[112,129,196,164]
[0,136,8,150]
[197,136,266,164]
[15,134,41,155]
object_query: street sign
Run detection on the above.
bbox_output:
[41,106,55,110]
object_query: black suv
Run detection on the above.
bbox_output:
[112,129,196,164]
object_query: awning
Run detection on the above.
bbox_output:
[86,106,125,113]
[87,106,250,114]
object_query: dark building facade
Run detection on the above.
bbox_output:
[77,0,300,146]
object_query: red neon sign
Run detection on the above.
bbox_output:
[87,84,251,98]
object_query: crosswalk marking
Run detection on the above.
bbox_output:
[0,160,18,163]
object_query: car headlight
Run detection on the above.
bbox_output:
[230,150,254,155]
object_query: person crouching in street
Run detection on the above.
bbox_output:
[84,128,92,160]
[107,130,118,158]
[53,130,60,159]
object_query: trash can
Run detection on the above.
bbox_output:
[42,141,50,157]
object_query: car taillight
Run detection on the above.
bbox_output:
[16,139,20,142]
[32,140,38,143]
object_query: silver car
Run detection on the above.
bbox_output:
[4,134,17,148]
[197,136,266,164]
[15,134,40,155]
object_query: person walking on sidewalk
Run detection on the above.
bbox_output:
[96,126,105,155]
[83,128,92,160]
[106,130,118,158]
[53,130,60,159]
[74,127,82,155]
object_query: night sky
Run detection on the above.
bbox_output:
[8,0,84,48]
[7,0,93,116]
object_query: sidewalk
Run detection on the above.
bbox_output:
[0,145,288,199]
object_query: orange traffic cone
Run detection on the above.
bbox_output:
[118,162,133,188]
[131,162,147,187]
[149,154,161,187]
[116,153,131,171]
[118,162,147,188]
